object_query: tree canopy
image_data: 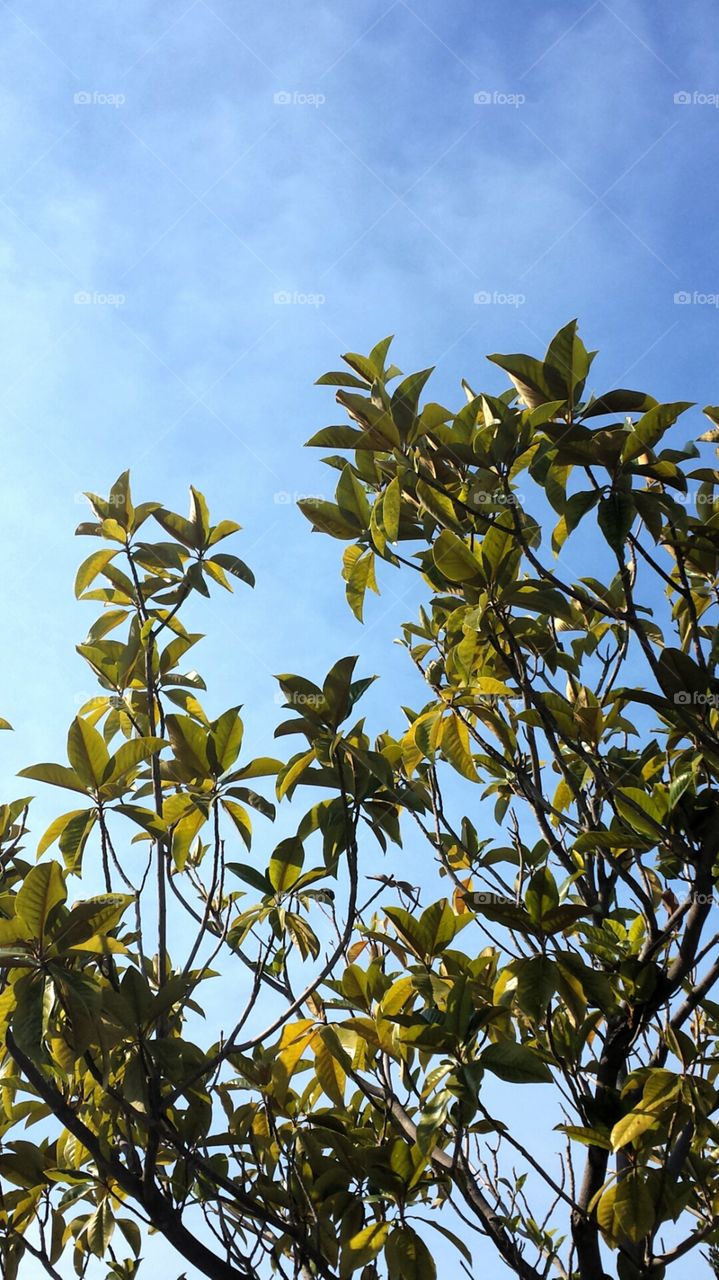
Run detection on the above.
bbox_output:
[1,321,719,1280]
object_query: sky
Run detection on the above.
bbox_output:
[1,0,719,1276]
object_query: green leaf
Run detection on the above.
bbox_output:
[391,367,434,434]
[12,973,51,1062]
[581,389,657,419]
[207,518,242,547]
[611,1071,681,1150]
[276,748,316,800]
[53,894,133,950]
[86,1199,114,1256]
[385,1226,437,1280]
[487,352,558,408]
[67,717,110,789]
[298,499,359,540]
[342,546,379,622]
[615,787,664,838]
[113,805,167,837]
[336,465,371,527]
[165,714,209,778]
[221,799,252,850]
[342,1222,389,1276]
[209,706,244,773]
[104,737,166,785]
[439,714,478,781]
[383,476,401,542]
[479,1040,552,1084]
[597,491,635,552]
[74,549,118,598]
[315,1036,346,1107]
[598,1173,654,1246]
[153,508,201,549]
[269,838,304,893]
[18,763,89,795]
[37,809,88,857]
[16,862,66,939]
[525,867,559,926]
[206,553,255,588]
[432,530,482,584]
[621,402,694,463]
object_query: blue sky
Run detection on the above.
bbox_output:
[1,1,718,1275]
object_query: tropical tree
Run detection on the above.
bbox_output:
[1,322,719,1280]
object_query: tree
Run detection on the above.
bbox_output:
[0,323,719,1280]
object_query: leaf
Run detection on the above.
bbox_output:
[581,389,657,419]
[336,465,371,527]
[525,867,559,926]
[390,367,434,434]
[479,1040,552,1084]
[37,809,88,857]
[298,499,359,540]
[86,1199,114,1256]
[432,530,482,584]
[487,352,559,408]
[611,1071,681,1150]
[269,838,304,893]
[597,492,635,552]
[385,1226,437,1280]
[74,549,118,598]
[18,763,88,795]
[417,899,458,957]
[598,1173,654,1246]
[276,748,316,800]
[556,1124,612,1150]
[615,787,664,838]
[315,1037,346,1106]
[104,737,166,785]
[113,805,167,837]
[552,490,600,553]
[153,508,201,549]
[67,718,110,789]
[221,799,252,850]
[440,714,478,781]
[621,401,694,463]
[383,476,401,542]
[343,547,379,622]
[342,1222,389,1276]
[209,706,244,773]
[12,974,51,1062]
[614,1173,654,1244]
[207,518,242,547]
[58,809,97,872]
[16,862,66,939]
[165,715,209,778]
[53,894,133,950]
[206,553,255,588]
